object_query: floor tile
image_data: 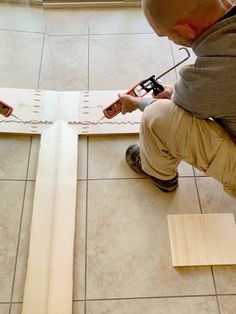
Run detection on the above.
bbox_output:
[178,161,194,176]
[0,30,44,89]
[89,8,153,34]
[10,303,22,314]
[0,304,10,314]
[27,135,40,180]
[0,181,25,302]
[88,134,140,179]
[218,295,236,314]
[0,3,45,33]
[73,301,84,314]
[39,35,88,91]
[86,297,219,314]
[89,34,176,90]
[44,7,152,36]
[12,182,35,302]
[196,177,236,215]
[0,134,31,180]
[86,178,214,299]
[44,8,89,35]
[73,182,87,301]
[213,265,236,294]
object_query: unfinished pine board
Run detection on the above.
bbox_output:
[0,88,145,135]
[167,214,236,267]
[70,90,143,134]
[22,120,78,314]
[43,91,80,122]
[0,88,44,119]
[0,87,46,134]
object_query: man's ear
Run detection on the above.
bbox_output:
[174,23,198,40]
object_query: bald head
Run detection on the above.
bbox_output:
[143,0,199,28]
[142,0,233,46]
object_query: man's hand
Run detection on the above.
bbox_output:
[118,93,142,114]
[152,85,173,99]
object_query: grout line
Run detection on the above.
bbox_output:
[84,177,147,181]
[193,176,221,312]
[0,28,45,35]
[193,176,203,214]
[89,32,154,36]
[44,32,154,37]
[73,293,223,303]
[77,176,196,182]
[37,29,46,89]
[211,267,221,314]
[84,136,89,314]
[0,179,36,182]
[88,25,90,91]
[4,291,236,304]
[46,33,89,37]
[0,302,23,305]
[8,138,33,314]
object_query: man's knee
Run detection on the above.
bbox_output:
[141,99,176,133]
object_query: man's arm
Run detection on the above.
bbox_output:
[119,85,174,114]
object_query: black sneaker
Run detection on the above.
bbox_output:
[126,144,178,192]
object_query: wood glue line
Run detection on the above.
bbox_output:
[0,120,53,124]
[68,120,140,125]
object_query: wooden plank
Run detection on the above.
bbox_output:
[22,120,78,314]
[70,90,142,135]
[43,91,80,122]
[0,87,44,120]
[167,214,236,267]
[0,87,46,134]
[0,88,143,135]
[201,214,236,265]
[167,214,207,266]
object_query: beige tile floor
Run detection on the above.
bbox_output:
[0,3,236,314]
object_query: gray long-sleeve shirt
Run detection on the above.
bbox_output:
[139,6,236,137]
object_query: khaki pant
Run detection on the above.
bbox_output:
[140,99,236,198]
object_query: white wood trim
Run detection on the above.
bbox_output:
[22,120,78,314]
